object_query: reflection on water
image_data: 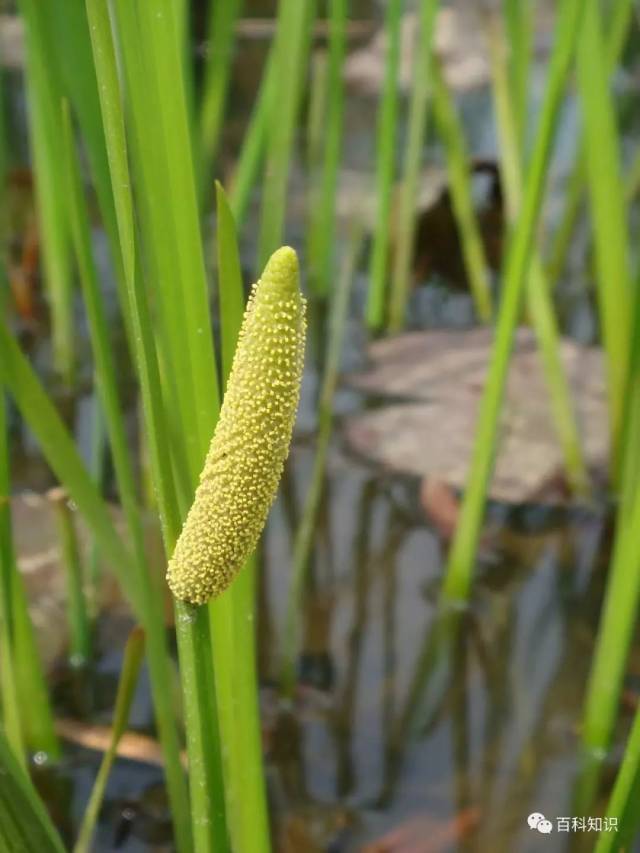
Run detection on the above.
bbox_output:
[260,437,631,852]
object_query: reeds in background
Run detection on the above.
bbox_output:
[199,0,242,196]
[487,12,589,495]
[571,0,640,820]
[307,0,348,298]
[388,0,438,331]
[430,58,493,322]
[546,0,633,288]
[443,0,585,602]
[366,0,402,330]
[73,628,145,853]
[258,0,314,269]
[48,487,91,668]
[576,1,631,479]
[18,0,74,384]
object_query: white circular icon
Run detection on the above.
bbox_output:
[538,819,553,834]
[528,813,545,830]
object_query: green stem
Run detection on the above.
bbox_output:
[545,0,633,287]
[577,271,640,811]
[18,0,74,384]
[430,58,493,323]
[388,0,439,331]
[73,628,145,853]
[257,0,314,269]
[306,50,329,174]
[11,571,60,760]
[212,183,270,853]
[48,487,91,667]
[502,0,534,145]
[307,0,348,298]
[366,0,402,331]
[230,560,270,852]
[198,0,242,195]
[175,602,229,853]
[229,47,277,228]
[0,729,65,853]
[0,396,23,763]
[487,13,589,495]
[87,393,106,616]
[442,0,585,602]
[577,471,640,812]
[576,1,632,479]
[595,703,640,852]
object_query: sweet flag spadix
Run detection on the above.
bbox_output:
[167,247,306,605]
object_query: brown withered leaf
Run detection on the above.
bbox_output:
[54,719,188,768]
[344,328,609,504]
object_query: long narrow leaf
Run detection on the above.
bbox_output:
[74,628,145,853]
[18,0,74,382]
[596,704,640,852]
[577,1,631,476]
[388,0,439,331]
[210,183,270,852]
[443,0,585,601]
[487,13,589,494]
[199,0,243,193]
[0,728,65,853]
[366,0,402,331]
[307,0,348,297]
[229,46,277,228]
[0,398,23,762]
[86,3,228,848]
[546,0,633,287]
[257,0,314,268]
[430,59,493,322]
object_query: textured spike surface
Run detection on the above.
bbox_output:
[167,247,306,605]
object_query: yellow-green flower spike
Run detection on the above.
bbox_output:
[167,246,306,605]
